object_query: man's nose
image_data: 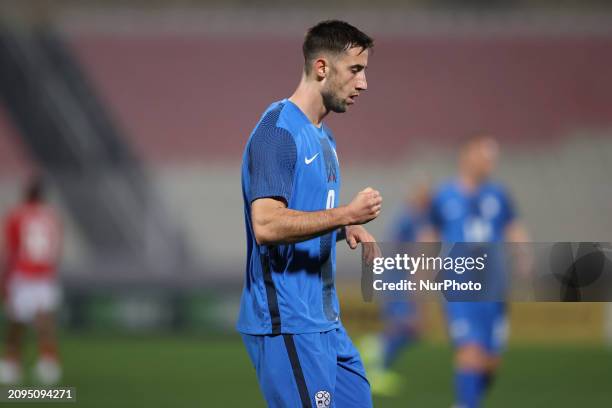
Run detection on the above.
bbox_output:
[356,73,367,91]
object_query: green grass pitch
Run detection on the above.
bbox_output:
[11,333,612,407]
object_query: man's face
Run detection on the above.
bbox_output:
[465,138,499,180]
[321,47,369,113]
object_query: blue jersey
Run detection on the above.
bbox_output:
[237,99,342,335]
[430,179,516,298]
[430,179,516,243]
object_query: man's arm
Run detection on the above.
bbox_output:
[251,187,382,246]
[417,226,439,243]
[505,220,532,278]
[505,221,529,243]
[1,215,16,300]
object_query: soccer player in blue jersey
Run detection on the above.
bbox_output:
[238,21,381,408]
[361,181,430,396]
[427,136,529,408]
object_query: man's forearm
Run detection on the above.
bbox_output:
[255,206,352,245]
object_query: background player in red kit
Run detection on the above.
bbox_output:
[0,177,63,385]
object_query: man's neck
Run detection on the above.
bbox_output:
[458,171,480,193]
[288,76,328,127]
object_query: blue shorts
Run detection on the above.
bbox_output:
[241,326,372,408]
[445,302,508,355]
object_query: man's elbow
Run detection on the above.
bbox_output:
[253,224,277,246]
[251,200,287,245]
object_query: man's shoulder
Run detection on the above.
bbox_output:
[3,207,18,226]
[251,100,297,138]
[433,180,460,200]
[5,203,27,222]
[255,100,286,128]
[251,100,322,151]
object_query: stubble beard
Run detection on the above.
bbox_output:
[321,76,347,113]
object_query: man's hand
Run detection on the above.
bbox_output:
[505,222,532,278]
[346,225,373,249]
[345,225,382,264]
[345,187,382,225]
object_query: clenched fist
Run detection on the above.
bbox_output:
[345,187,382,225]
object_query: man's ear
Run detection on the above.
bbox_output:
[313,57,329,80]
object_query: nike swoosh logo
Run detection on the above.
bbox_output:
[305,153,319,165]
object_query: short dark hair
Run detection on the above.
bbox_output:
[302,20,374,74]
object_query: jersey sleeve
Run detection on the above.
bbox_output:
[3,212,18,266]
[248,126,297,205]
[499,186,517,226]
[5,214,16,252]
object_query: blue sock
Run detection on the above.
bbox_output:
[455,370,485,408]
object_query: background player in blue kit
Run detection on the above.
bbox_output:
[238,21,382,408]
[426,136,529,408]
[361,181,431,396]
[382,181,431,362]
